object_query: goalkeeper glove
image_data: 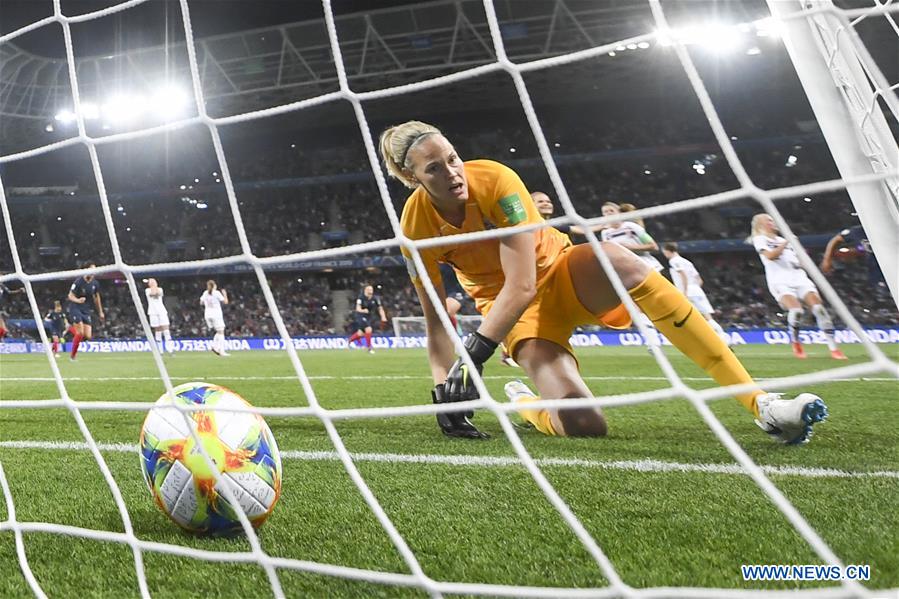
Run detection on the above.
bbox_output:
[443,331,498,403]
[431,385,489,439]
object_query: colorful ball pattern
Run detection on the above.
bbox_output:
[139,382,282,535]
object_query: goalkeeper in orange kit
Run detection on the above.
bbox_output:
[379,120,827,444]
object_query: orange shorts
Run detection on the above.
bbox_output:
[480,245,631,359]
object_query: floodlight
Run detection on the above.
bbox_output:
[150,86,189,120]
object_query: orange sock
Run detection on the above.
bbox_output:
[628,271,763,416]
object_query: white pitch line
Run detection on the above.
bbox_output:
[2,375,896,382]
[0,440,896,480]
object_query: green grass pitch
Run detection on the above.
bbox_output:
[1,344,897,597]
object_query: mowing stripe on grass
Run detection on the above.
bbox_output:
[1,440,897,480]
[2,375,896,382]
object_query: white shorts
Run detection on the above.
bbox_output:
[768,276,819,303]
[149,312,170,328]
[687,291,715,316]
[639,254,665,272]
[205,314,225,331]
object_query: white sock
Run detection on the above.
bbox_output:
[637,312,661,347]
[706,317,729,344]
[163,330,173,352]
[811,304,837,351]
[214,332,225,353]
[154,331,163,351]
[787,308,804,343]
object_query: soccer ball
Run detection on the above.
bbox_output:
[139,382,282,535]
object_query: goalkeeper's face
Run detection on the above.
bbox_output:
[406,135,468,204]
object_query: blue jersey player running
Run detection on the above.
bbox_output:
[347,284,387,353]
[66,263,104,361]
[0,280,26,342]
[44,300,69,358]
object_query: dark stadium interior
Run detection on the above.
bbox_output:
[1,0,897,339]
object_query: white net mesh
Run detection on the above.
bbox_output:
[1,0,898,597]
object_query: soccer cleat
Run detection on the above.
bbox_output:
[791,341,807,359]
[504,379,535,402]
[504,380,538,430]
[830,349,848,360]
[220,352,231,357]
[54,353,60,359]
[755,392,828,445]
[500,355,519,368]
[368,348,375,354]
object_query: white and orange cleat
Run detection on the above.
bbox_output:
[830,349,848,360]
[791,341,807,359]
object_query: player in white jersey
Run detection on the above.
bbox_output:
[600,202,663,347]
[662,243,730,346]
[749,213,846,360]
[200,279,229,356]
[145,278,174,355]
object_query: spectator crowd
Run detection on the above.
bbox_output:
[2,101,896,338]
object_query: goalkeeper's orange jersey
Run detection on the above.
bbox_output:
[399,159,571,312]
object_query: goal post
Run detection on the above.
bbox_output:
[767,0,899,307]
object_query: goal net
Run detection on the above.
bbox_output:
[1,0,898,597]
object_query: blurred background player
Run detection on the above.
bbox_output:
[750,213,846,360]
[662,242,730,346]
[43,300,68,357]
[200,279,229,356]
[531,191,604,238]
[145,278,175,355]
[348,284,386,353]
[820,224,884,285]
[0,279,25,342]
[66,263,104,361]
[440,262,467,337]
[600,201,664,347]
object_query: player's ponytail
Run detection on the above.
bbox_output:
[747,213,767,243]
[379,121,441,189]
[619,202,645,228]
[206,279,216,293]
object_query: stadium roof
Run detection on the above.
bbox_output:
[0,1,765,139]
[1,0,895,154]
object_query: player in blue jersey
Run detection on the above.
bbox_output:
[66,263,105,360]
[347,284,387,353]
[439,262,467,337]
[0,280,26,342]
[44,300,69,358]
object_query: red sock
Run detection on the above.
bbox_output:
[348,331,362,345]
[365,331,372,348]
[52,340,59,353]
[0,327,6,340]
[71,333,83,358]
[67,326,77,336]
[449,315,458,328]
